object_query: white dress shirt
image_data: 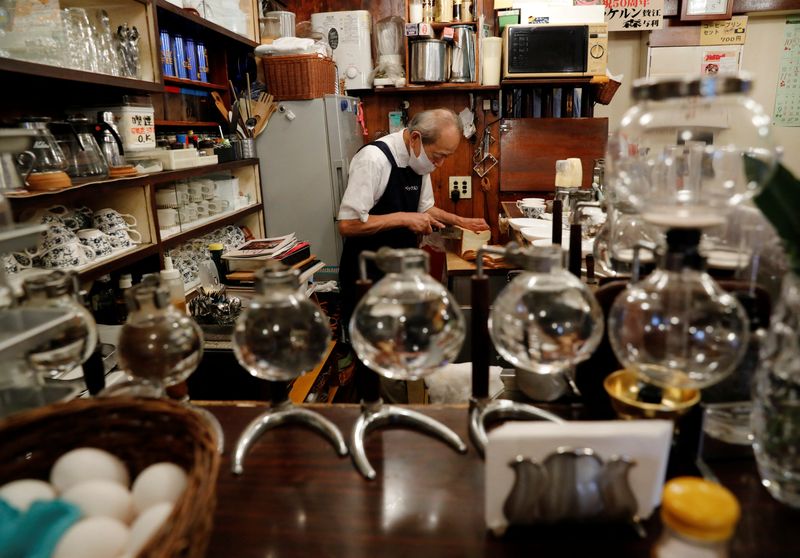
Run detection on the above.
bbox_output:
[337,130,434,222]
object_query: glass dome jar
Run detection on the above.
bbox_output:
[233,261,331,382]
[117,276,203,387]
[607,74,777,229]
[350,248,465,380]
[22,270,97,379]
[489,245,604,375]
[609,229,750,389]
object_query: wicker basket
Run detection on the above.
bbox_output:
[0,397,220,558]
[593,78,622,105]
[262,54,336,100]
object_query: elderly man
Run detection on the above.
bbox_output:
[337,108,489,327]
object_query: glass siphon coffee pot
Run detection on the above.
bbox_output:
[606,75,777,390]
[22,270,97,379]
[350,248,465,380]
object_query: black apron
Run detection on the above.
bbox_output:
[339,140,423,327]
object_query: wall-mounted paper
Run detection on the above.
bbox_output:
[773,16,800,127]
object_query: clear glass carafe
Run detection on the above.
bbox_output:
[609,229,750,390]
[233,262,331,381]
[608,74,777,229]
[21,270,97,379]
[489,245,604,376]
[57,115,109,179]
[350,248,465,380]
[752,272,800,507]
[17,117,69,174]
[116,276,203,387]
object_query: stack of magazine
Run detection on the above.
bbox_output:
[222,233,325,283]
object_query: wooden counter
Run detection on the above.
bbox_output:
[200,402,800,558]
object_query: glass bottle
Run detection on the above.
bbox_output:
[22,271,98,379]
[421,0,434,23]
[608,229,750,390]
[160,256,186,313]
[489,244,603,378]
[233,261,331,382]
[116,276,203,388]
[350,248,465,381]
[752,272,800,507]
[409,0,424,24]
[653,477,740,558]
[89,274,117,325]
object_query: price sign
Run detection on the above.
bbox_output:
[604,0,664,32]
[700,16,748,46]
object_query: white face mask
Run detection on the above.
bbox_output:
[408,134,436,175]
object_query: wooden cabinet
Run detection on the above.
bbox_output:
[0,0,265,289]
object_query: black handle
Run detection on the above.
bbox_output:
[552,199,563,246]
[471,275,490,399]
[94,121,125,156]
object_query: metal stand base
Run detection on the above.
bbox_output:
[351,400,468,480]
[469,398,566,457]
[232,400,348,475]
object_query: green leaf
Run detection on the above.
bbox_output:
[754,162,800,274]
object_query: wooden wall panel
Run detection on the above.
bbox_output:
[499,118,608,192]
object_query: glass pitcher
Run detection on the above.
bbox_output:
[55,115,110,179]
[17,117,69,174]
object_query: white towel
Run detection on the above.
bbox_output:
[255,37,316,56]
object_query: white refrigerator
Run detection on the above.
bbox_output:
[256,95,363,269]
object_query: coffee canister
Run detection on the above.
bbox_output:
[160,31,174,77]
[185,38,198,81]
[196,42,208,82]
[449,25,475,83]
[410,39,449,83]
[264,11,296,38]
[173,34,188,79]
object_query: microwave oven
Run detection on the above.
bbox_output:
[503,23,608,79]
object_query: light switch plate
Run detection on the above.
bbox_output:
[449,176,471,199]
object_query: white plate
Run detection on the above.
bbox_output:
[508,218,552,231]
[706,249,751,270]
[520,225,552,242]
[532,237,595,256]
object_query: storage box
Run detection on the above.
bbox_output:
[95,103,156,152]
[261,54,336,100]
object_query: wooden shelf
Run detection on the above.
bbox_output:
[429,21,478,30]
[77,244,160,282]
[163,76,228,91]
[0,57,164,94]
[6,159,259,203]
[155,0,258,48]
[373,84,499,94]
[155,120,223,127]
[160,203,263,247]
[501,78,596,86]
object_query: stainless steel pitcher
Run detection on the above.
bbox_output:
[449,25,475,83]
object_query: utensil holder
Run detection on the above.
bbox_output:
[239,138,256,159]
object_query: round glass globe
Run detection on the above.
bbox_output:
[233,286,331,382]
[350,253,465,381]
[608,268,750,389]
[489,247,604,375]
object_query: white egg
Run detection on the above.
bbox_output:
[0,479,56,512]
[53,516,129,558]
[50,448,129,493]
[127,502,173,556]
[62,480,135,524]
[131,462,187,514]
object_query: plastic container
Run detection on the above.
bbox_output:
[653,477,740,558]
[94,99,156,153]
[161,256,187,313]
[482,37,502,86]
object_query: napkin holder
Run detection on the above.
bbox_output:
[502,448,643,537]
[485,420,673,537]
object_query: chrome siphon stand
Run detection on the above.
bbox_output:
[349,255,468,481]
[231,380,348,475]
[469,245,566,457]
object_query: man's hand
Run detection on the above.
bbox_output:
[405,212,445,234]
[459,217,490,233]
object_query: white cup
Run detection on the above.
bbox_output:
[157,208,179,227]
[207,199,230,214]
[156,189,190,208]
[179,206,198,223]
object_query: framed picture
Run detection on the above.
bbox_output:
[681,0,733,21]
